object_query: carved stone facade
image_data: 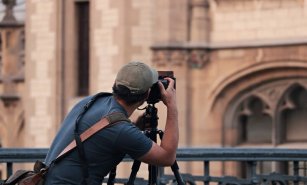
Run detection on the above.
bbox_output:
[0,0,25,148]
[0,0,307,178]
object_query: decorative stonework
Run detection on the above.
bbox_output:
[187,49,209,69]
[236,96,271,120]
[0,0,24,108]
[256,79,307,108]
[152,47,210,69]
[1,0,17,23]
[256,81,290,105]
[152,49,186,67]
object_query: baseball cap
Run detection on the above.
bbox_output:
[115,61,158,94]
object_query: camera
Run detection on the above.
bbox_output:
[147,71,176,104]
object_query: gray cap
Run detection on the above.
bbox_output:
[115,62,158,94]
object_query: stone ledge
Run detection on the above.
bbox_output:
[151,37,307,50]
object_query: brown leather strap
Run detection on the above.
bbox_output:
[56,112,129,159]
[56,118,109,158]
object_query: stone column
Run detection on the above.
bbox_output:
[25,0,59,147]
[189,0,210,43]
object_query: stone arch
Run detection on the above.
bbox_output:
[210,60,307,110]
[208,60,307,146]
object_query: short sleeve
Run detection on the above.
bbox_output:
[115,124,153,159]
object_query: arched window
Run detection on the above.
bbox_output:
[237,96,272,144]
[279,85,307,143]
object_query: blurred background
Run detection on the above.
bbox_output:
[0,0,307,180]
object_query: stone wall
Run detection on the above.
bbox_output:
[211,0,307,43]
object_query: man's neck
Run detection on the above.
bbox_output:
[115,97,139,117]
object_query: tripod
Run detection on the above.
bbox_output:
[112,103,185,185]
[107,103,184,185]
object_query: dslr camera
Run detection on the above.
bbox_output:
[147,71,176,104]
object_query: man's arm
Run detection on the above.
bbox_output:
[138,78,178,166]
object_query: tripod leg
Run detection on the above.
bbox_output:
[126,160,142,185]
[107,167,117,185]
[171,161,185,185]
[148,164,158,185]
[158,130,185,185]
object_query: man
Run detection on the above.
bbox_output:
[44,61,178,185]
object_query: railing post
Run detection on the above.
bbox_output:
[293,161,299,185]
[247,161,257,178]
[6,162,13,177]
[204,161,209,185]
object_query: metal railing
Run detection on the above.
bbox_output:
[1,148,307,185]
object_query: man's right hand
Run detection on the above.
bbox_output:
[134,112,151,131]
[158,77,176,108]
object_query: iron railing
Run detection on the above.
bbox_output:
[1,148,307,185]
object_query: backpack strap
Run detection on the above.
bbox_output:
[106,112,130,124]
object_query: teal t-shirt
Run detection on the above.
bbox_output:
[44,94,152,185]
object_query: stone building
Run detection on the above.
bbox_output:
[0,0,307,178]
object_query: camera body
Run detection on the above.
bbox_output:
[147,71,175,104]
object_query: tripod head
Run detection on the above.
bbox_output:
[143,104,159,130]
[135,102,168,148]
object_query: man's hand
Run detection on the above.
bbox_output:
[158,77,176,108]
[134,112,151,131]
[134,113,146,131]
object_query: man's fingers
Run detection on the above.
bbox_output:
[165,78,175,90]
[158,81,166,93]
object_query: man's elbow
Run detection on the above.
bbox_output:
[160,154,176,166]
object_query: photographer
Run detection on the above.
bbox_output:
[44,61,178,185]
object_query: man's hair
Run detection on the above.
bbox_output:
[112,83,148,105]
